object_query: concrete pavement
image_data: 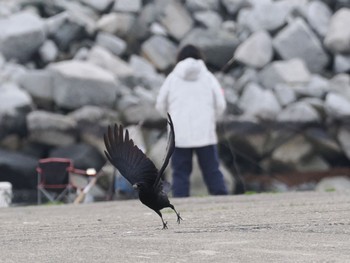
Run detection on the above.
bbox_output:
[0,191,349,262]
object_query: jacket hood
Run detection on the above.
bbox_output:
[173,58,206,81]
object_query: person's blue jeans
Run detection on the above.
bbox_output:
[171,145,228,197]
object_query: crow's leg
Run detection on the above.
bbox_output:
[156,210,168,229]
[169,204,183,224]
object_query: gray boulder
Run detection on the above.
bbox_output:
[49,143,105,171]
[96,32,127,56]
[238,83,281,120]
[141,35,177,71]
[38,40,58,64]
[17,70,54,108]
[337,128,350,160]
[277,101,321,123]
[259,59,311,89]
[78,0,113,12]
[49,60,118,109]
[273,18,329,73]
[96,13,135,37]
[306,0,332,37]
[324,93,350,119]
[88,45,134,79]
[158,0,193,40]
[334,54,350,74]
[193,11,222,29]
[237,1,290,32]
[181,28,239,68]
[113,0,142,13]
[26,110,77,147]
[234,30,273,68]
[305,128,343,162]
[185,0,220,11]
[0,12,45,62]
[69,105,120,153]
[271,135,313,171]
[291,75,330,98]
[221,0,249,15]
[0,83,33,138]
[122,103,162,125]
[324,8,350,53]
[329,74,350,101]
[273,84,297,107]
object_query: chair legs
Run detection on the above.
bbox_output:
[37,186,73,204]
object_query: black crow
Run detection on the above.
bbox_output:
[104,113,182,229]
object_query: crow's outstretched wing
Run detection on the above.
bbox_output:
[154,113,175,189]
[104,124,158,186]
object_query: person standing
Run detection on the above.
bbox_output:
[156,44,228,197]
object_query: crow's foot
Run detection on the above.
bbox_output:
[176,213,183,224]
[162,221,168,230]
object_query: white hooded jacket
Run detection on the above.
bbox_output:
[156,58,226,148]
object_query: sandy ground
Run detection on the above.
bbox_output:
[0,191,349,263]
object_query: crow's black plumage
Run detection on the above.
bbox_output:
[104,113,182,229]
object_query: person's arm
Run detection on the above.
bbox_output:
[210,74,226,116]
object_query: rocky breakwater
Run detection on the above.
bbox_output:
[0,0,350,201]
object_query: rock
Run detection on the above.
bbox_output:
[337,128,350,160]
[273,84,297,107]
[305,128,343,162]
[324,93,350,119]
[113,0,142,13]
[295,75,330,98]
[17,70,54,108]
[234,68,258,93]
[324,8,350,53]
[259,59,311,89]
[158,0,193,40]
[328,74,350,101]
[306,0,332,37]
[237,1,290,32]
[88,45,134,79]
[96,13,135,37]
[128,55,165,90]
[238,83,281,120]
[277,101,321,123]
[49,143,105,171]
[271,135,313,171]
[273,18,329,73]
[49,14,86,51]
[78,0,113,12]
[221,0,249,15]
[334,54,350,73]
[95,32,127,56]
[0,12,45,62]
[26,110,77,147]
[141,35,177,71]
[181,28,239,68]
[49,60,118,109]
[193,11,222,29]
[234,30,273,68]
[38,40,58,64]
[69,105,120,153]
[316,176,350,192]
[185,0,220,11]
[0,149,37,189]
[122,103,162,125]
[0,83,33,139]
[296,155,330,173]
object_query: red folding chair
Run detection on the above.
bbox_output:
[36,158,95,204]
